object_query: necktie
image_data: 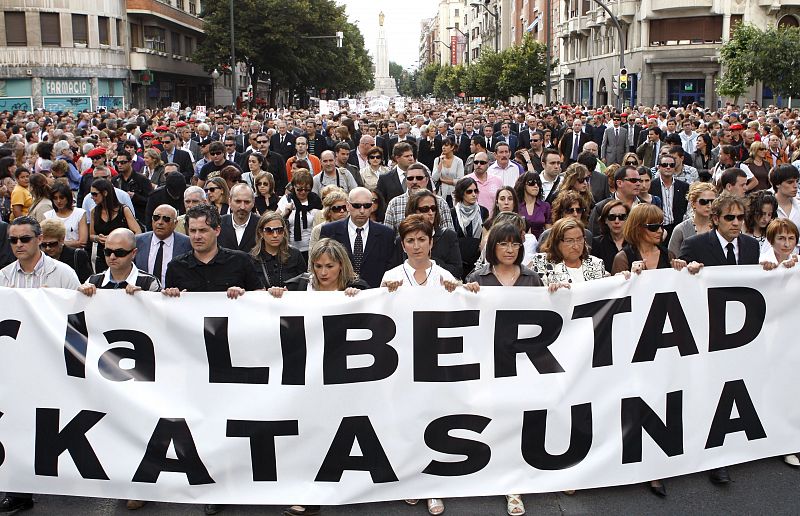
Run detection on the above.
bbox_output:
[725,242,736,265]
[572,133,580,160]
[281,135,285,145]
[153,240,164,281]
[353,228,364,274]
[615,128,619,139]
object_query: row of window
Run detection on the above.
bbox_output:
[130,23,194,55]
[156,0,201,16]
[4,11,121,47]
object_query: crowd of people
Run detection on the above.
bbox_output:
[0,98,799,516]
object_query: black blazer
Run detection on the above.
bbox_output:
[416,138,438,171]
[454,133,471,162]
[270,132,296,158]
[319,218,395,288]
[376,168,406,204]
[218,214,259,254]
[558,131,591,164]
[388,136,418,160]
[649,177,690,224]
[679,231,760,266]
[590,169,610,203]
[160,148,194,184]
[306,131,328,157]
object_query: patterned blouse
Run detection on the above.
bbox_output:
[528,253,608,285]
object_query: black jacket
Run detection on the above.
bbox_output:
[116,171,153,223]
[160,148,194,184]
[58,245,94,283]
[218,214,259,254]
[679,231,760,266]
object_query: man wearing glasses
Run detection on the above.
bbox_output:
[115,150,153,223]
[134,205,191,287]
[197,141,241,188]
[468,151,504,212]
[79,228,161,296]
[650,154,690,240]
[0,216,80,514]
[238,132,288,194]
[589,165,643,235]
[160,131,194,184]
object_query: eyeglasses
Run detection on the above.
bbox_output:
[406,176,426,182]
[8,235,35,244]
[224,143,235,147]
[526,179,539,187]
[576,177,587,184]
[294,187,311,192]
[623,177,642,184]
[561,237,585,246]
[566,207,586,214]
[115,160,129,165]
[40,241,59,249]
[349,202,373,210]
[697,198,714,206]
[624,161,638,166]
[722,214,746,222]
[90,191,101,197]
[261,226,285,234]
[643,223,665,232]
[330,205,348,213]
[531,139,541,143]
[257,140,269,144]
[256,181,271,187]
[465,188,479,194]
[497,242,522,250]
[659,162,676,168]
[417,205,437,213]
[204,187,219,193]
[161,140,172,144]
[209,151,222,156]
[606,214,628,222]
[103,247,134,257]
[152,214,173,223]
[472,160,488,165]
[369,155,382,160]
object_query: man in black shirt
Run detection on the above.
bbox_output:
[198,141,241,187]
[164,203,263,298]
[115,150,153,222]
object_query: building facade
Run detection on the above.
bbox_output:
[0,0,212,111]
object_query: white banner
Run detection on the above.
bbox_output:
[0,266,799,505]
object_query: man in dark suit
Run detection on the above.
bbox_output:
[271,120,296,158]
[559,119,592,167]
[134,204,192,287]
[377,142,415,204]
[218,184,259,254]
[388,122,417,160]
[650,154,690,240]
[222,136,243,165]
[452,123,471,162]
[498,123,518,154]
[679,193,759,488]
[160,132,194,184]
[319,187,395,288]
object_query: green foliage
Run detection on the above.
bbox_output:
[717,23,760,104]
[499,35,549,98]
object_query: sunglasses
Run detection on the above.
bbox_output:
[525,180,539,186]
[531,139,541,142]
[330,205,348,213]
[257,140,268,144]
[103,247,134,257]
[294,187,311,192]
[576,177,587,184]
[90,191,101,197]
[161,140,172,144]
[349,202,373,210]
[224,143,235,147]
[209,151,222,156]
[8,235,35,244]
[417,205,437,213]
[465,188,479,194]
[623,177,642,183]
[261,226,285,234]
[368,155,382,159]
[722,214,746,222]
[624,161,638,166]
[204,187,219,193]
[659,162,676,168]
[256,181,271,187]
[643,223,665,232]
[406,176,426,182]
[115,160,129,165]
[567,207,586,214]
[607,213,628,222]
[40,241,60,249]
[152,214,173,223]
[473,160,488,165]
[697,198,714,206]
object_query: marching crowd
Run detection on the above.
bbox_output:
[0,99,799,516]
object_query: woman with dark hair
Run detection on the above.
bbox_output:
[637,165,662,208]
[0,156,16,180]
[451,177,489,276]
[396,189,462,279]
[368,187,386,223]
[277,168,322,257]
[359,146,388,189]
[537,190,592,252]
[204,176,230,216]
[44,181,88,248]
[590,199,629,272]
[243,151,268,189]
[466,222,543,289]
[27,173,52,222]
[10,167,32,220]
[483,186,519,231]
[250,211,307,288]
[514,171,551,238]
[744,190,778,253]
[530,217,606,285]
[417,125,438,171]
[89,178,141,272]
[432,136,464,207]
[693,132,716,180]
[253,171,278,215]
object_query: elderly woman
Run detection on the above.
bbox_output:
[251,211,307,288]
[39,218,93,283]
[277,168,322,257]
[309,190,349,250]
[667,181,717,257]
[591,199,629,272]
[143,148,166,187]
[359,146,388,189]
[530,217,607,285]
[204,176,230,216]
[395,189,462,279]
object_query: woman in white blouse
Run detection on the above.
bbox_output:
[432,136,464,207]
[43,181,87,248]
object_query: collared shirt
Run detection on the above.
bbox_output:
[777,196,800,228]
[165,246,264,292]
[10,254,46,288]
[716,230,739,263]
[148,232,175,286]
[166,149,175,163]
[357,151,369,170]
[659,178,675,224]
[232,214,251,245]
[487,160,523,187]
[540,173,562,202]
[467,172,504,212]
[383,191,455,232]
[347,218,369,254]
[100,265,141,288]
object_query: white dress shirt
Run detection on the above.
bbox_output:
[348,218,369,254]
[233,214,251,245]
[715,230,739,263]
[148,233,175,286]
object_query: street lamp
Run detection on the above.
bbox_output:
[229,0,236,108]
[470,1,499,53]
[434,40,452,66]
[446,26,469,65]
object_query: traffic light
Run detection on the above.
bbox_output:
[619,68,628,90]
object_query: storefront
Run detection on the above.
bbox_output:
[42,78,92,112]
[667,79,705,107]
[98,79,126,110]
[0,79,33,112]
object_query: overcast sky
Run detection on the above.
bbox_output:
[337,0,438,70]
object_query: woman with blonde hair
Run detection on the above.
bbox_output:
[740,140,771,191]
[204,176,230,216]
[143,148,166,187]
[667,181,717,257]
[309,190,348,250]
[271,238,367,294]
[560,162,594,209]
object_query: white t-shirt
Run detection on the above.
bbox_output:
[44,208,87,242]
[381,260,455,287]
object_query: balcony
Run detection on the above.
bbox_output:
[0,46,128,69]
[130,47,207,76]
[650,0,713,11]
[578,15,592,35]
[127,0,204,32]
[615,0,638,22]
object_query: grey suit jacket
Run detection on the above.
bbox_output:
[601,126,628,165]
[134,231,192,275]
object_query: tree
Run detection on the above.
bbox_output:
[754,26,800,99]
[717,23,760,105]
[498,34,549,98]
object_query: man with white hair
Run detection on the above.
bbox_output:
[53,140,82,190]
[388,122,417,160]
[175,186,207,235]
[135,204,191,286]
[79,142,95,173]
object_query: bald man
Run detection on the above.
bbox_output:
[80,228,161,295]
[135,204,192,286]
[218,184,259,253]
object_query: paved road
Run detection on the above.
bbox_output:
[21,458,800,515]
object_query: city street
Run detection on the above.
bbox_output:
[23,457,800,515]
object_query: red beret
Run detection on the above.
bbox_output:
[156,125,169,131]
[621,113,628,118]
[175,121,187,127]
[86,148,106,158]
[188,119,197,123]
[560,105,571,109]
[141,132,155,138]
[730,123,744,130]
[596,109,603,114]
[575,109,583,114]
[648,115,658,119]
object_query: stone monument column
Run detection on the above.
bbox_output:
[367,11,399,97]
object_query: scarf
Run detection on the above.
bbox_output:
[455,202,483,238]
[290,191,322,241]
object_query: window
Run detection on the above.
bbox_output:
[116,18,123,46]
[4,12,27,46]
[455,8,459,17]
[72,14,88,45]
[130,22,143,47]
[649,16,722,46]
[171,31,181,54]
[184,35,193,56]
[40,12,61,46]
[98,16,110,45]
[176,0,185,9]
[189,1,196,15]
[144,25,166,52]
